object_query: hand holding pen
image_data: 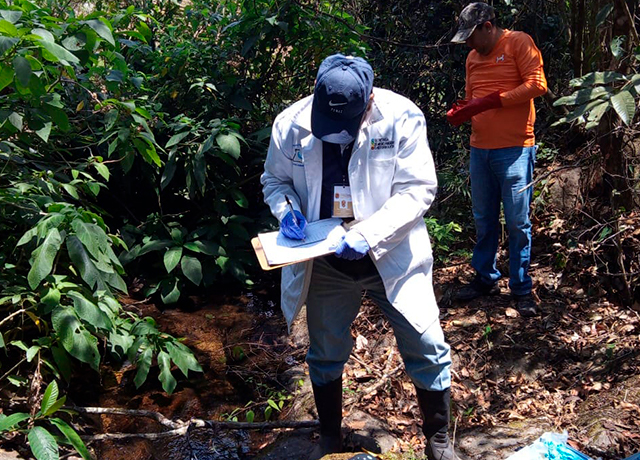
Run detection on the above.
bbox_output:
[280,195,307,240]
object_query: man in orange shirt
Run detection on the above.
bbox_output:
[447,2,547,316]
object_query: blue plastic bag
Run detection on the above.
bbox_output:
[506,432,592,460]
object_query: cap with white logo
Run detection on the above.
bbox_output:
[311,54,374,144]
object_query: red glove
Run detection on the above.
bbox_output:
[446,91,502,126]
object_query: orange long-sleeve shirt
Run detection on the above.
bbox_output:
[465,30,547,149]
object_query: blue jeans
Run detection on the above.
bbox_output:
[305,257,451,391]
[470,146,536,296]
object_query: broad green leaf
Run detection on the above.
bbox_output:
[610,36,625,59]
[0,332,4,348]
[0,19,18,36]
[553,86,611,106]
[67,291,112,330]
[36,122,52,143]
[38,40,80,66]
[41,287,61,308]
[166,131,189,148]
[94,163,110,181]
[71,220,109,263]
[13,56,31,86]
[134,346,153,388]
[28,228,63,290]
[158,351,177,394]
[82,19,115,46]
[216,133,241,159]
[0,36,19,54]
[7,111,23,131]
[40,381,59,416]
[16,225,36,246]
[138,239,172,255]
[164,246,182,273]
[164,341,202,377]
[51,346,72,382]
[0,10,22,24]
[49,418,93,460]
[66,236,107,291]
[183,240,220,256]
[595,3,614,28]
[26,345,40,362]
[0,65,13,91]
[267,399,280,411]
[41,395,65,417]
[160,151,177,190]
[246,410,254,423]
[611,90,636,125]
[52,306,100,371]
[180,255,202,286]
[28,426,59,460]
[584,101,611,130]
[62,184,79,199]
[31,28,55,42]
[570,71,625,88]
[230,188,248,208]
[0,412,30,431]
[160,277,181,304]
[44,106,70,132]
[133,137,161,167]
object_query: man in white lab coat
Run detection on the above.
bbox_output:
[261,54,457,460]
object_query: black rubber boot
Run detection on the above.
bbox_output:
[415,387,458,460]
[309,378,343,460]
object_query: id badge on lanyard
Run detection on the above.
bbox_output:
[332,185,353,218]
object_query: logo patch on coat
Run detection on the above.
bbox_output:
[370,137,394,150]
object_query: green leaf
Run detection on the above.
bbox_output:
[267,399,280,411]
[134,346,153,388]
[595,3,614,28]
[160,277,181,304]
[611,90,636,125]
[51,346,72,382]
[0,412,30,431]
[180,255,202,286]
[0,36,19,54]
[31,28,55,42]
[164,341,202,377]
[40,381,59,416]
[584,101,611,129]
[36,122,52,143]
[0,10,22,24]
[52,306,100,371]
[41,395,65,417]
[553,86,611,106]
[166,131,189,148]
[610,36,625,59]
[82,19,115,46]
[44,106,70,132]
[94,163,110,181]
[67,291,113,330]
[66,236,104,291]
[41,287,61,308]
[28,228,63,290]
[7,111,23,131]
[38,40,80,66]
[49,418,93,460]
[158,351,177,394]
[161,151,177,190]
[569,71,625,88]
[26,345,40,362]
[246,410,254,423]
[183,240,220,256]
[0,65,13,90]
[28,426,59,460]
[0,19,19,37]
[164,246,182,273]
[216,133,241,159]
[230,188,248,208]
[133,137,161,167]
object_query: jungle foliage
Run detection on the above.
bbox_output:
[0,0,638,458]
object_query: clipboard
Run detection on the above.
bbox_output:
[252,218,347,271]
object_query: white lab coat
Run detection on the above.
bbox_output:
[261,88,440,333]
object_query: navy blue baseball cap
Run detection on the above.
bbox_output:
[311,54,374,144]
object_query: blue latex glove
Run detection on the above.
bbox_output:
[334,230,370,260]
[280,211,307,240]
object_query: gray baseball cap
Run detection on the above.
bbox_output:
[451,2,496,43]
